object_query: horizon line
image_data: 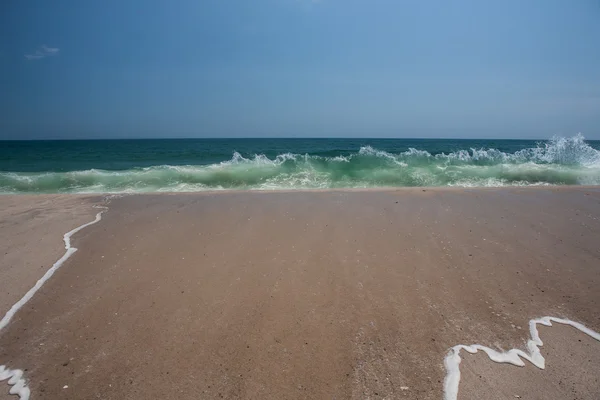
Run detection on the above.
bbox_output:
[1,136,594,142]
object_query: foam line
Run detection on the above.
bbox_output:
[443,316,600,400]
[0,206,107,400]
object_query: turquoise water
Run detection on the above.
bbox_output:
[1,135,599,193]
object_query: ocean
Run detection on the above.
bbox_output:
[1,135,599,194]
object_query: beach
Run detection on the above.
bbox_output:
[1,187,599,399]
[0,195,101,319]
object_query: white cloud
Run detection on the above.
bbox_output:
[25,45,60,60]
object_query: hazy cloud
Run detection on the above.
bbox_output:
[25,45,60,60]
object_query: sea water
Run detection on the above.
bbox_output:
[1,135,599,193]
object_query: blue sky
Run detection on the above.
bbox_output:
[1,0,599,140]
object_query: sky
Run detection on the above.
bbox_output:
[1,0,599,140]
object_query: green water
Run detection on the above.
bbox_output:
[1,135,599,193]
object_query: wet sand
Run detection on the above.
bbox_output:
[1,187,599,399]
[0,195,101,321]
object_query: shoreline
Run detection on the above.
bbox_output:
[1,183,599,197]
[1,187,599,399]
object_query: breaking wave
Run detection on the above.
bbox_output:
[1,135,599,193]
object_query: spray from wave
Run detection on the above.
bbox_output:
[1,135,599,193]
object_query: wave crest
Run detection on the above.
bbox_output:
[1,135,598,193]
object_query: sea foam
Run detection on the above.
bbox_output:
[0,206,108,400]
[0,135,598,193]
[443,316,600,400]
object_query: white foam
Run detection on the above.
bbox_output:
[443,316,600,400]
[0,206,107,400]
[0,367,30,399]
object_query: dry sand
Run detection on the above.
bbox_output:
[0,187,599,399]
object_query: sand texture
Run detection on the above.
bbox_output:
[0,187,599,399]
[0,195,101,321]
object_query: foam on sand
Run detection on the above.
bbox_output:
[0,367,29,399]
[0,206,107,400]
[443,316,600,400]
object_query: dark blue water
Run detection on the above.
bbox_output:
[1,136,599,193]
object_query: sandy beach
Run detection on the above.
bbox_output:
[0,195,101,320]
[1,187,599,399]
